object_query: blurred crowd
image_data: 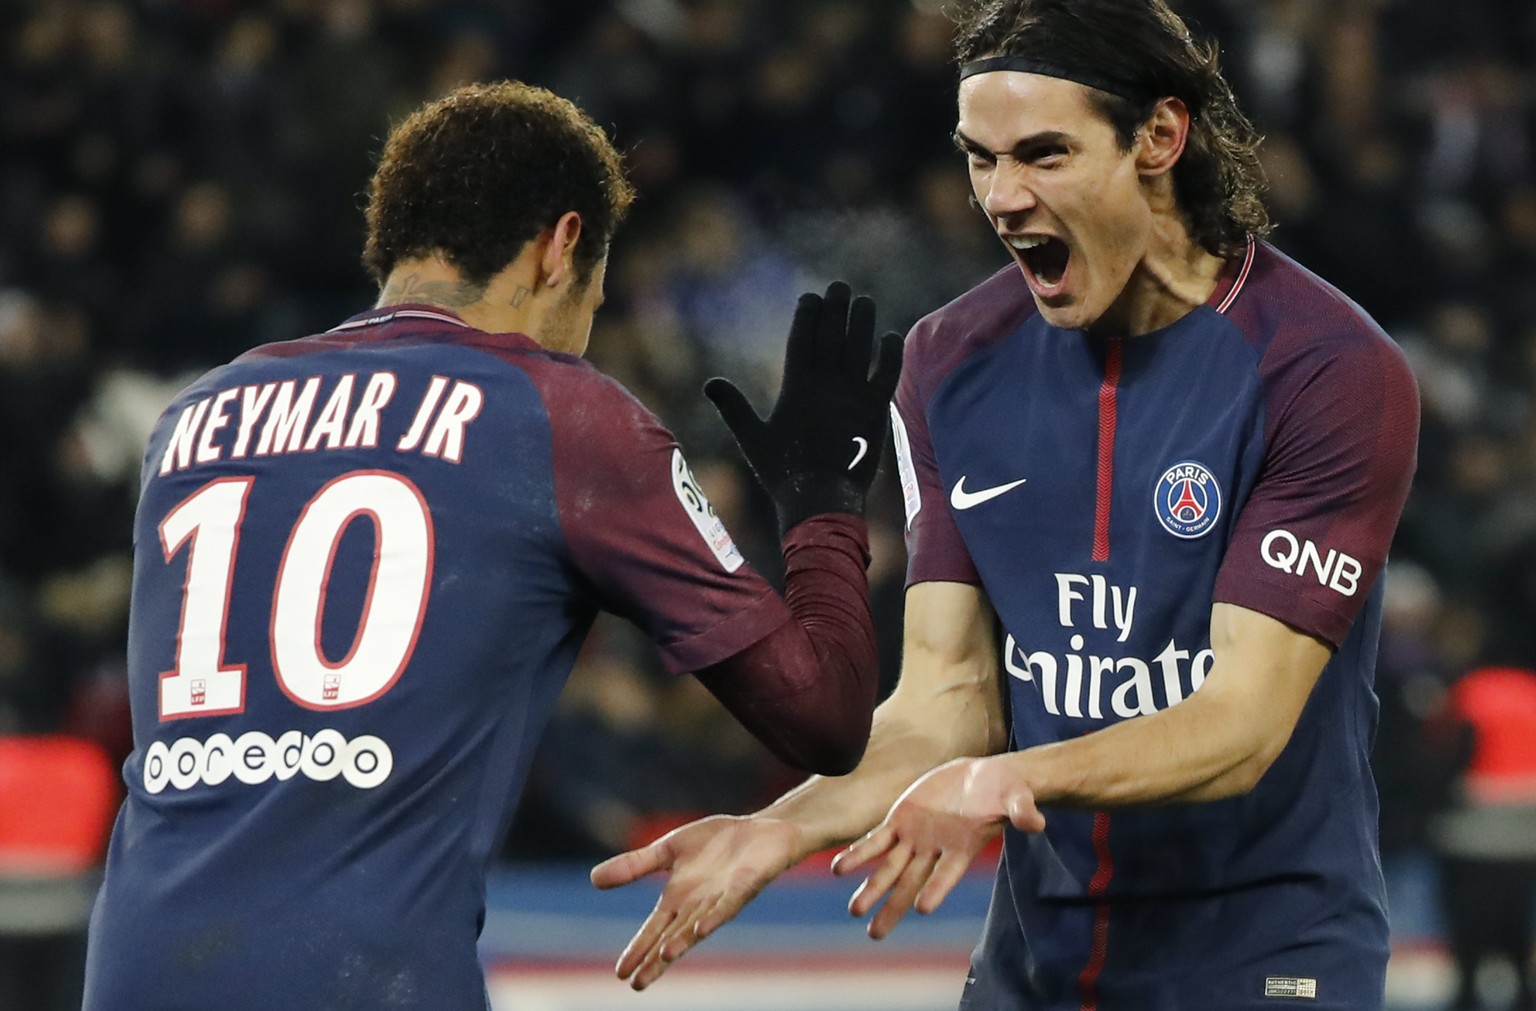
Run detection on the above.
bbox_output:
[2,0,1535,891]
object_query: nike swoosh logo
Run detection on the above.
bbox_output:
[950,475,1027,510]
[848,437,868,470]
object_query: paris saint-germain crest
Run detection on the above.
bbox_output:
[1155,460,1222,539]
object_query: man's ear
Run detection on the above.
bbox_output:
[539,211,584,289]
[1135,98,1190,177]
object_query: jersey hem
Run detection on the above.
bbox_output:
[904,571,985,590]
[1211,575,1355,648]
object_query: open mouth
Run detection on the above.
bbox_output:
[1009,234,1070,290]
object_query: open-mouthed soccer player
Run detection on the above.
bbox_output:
[83,81,900,1011]
[593,2,1419,1008]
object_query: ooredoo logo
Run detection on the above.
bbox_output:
[142,729,393,794]
[1154,461,1222,539]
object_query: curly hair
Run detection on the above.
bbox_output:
[363,81,635,288]
[954,0,1269,257]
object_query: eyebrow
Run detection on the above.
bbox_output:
[952,128,1072,160]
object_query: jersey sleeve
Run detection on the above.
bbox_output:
[1212,330,1419,647]
[545,369,790,673]
[893,319,981,587]
[695,514,879,774]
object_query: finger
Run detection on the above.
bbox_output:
[631,909,704,991]
[784,290,823,373]
[615,899,678,980]
[816,281,852,368]
[658,911,709,963]
[843,295,877,377]
[914,850,973,915]
[868,850,939,940]
[831,823,897,876]
[869,331,904,396]
[692,886,750,941]
[629,946,672,991]
[630,946,680,991]
[591,841,670,890]
[703,377,765,442]
[846,839,913,918]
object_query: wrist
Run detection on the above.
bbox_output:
[971,752,1035,812]
[757,782,867,855]
[770,474,866,535]
[972,752,1049,833]
[745,811,823,863]
[781,512,871,561]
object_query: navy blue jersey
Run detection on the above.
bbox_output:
[891,243,1418,1010]
[85,306,790,1010]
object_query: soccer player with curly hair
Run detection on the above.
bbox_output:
[84,81,899,1010]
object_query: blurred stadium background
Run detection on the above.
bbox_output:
[2,0,1534,1008]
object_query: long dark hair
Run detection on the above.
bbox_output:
[955,0,1270,256]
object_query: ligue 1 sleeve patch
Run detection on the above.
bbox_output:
[890,404,921,531]
[1154,460,1222,539]
[670,448,745,573]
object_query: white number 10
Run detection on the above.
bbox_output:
[157,470,434,720]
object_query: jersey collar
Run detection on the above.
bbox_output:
[324,303,558,357]
[327,303,473,333]
[1205,237,1256,315]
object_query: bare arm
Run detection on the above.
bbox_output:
[836,602,1334,936]
[764,580,1008,849]
[1005,602,1332,807]
[590,580,1004,988]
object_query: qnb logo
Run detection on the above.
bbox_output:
[1260,529,1362,597]
[142,729,394,794]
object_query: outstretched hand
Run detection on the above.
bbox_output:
[830,756,1045,940]
[590,814,807,990]
[705,281,903,533]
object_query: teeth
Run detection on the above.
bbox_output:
[1007,234,1049,250]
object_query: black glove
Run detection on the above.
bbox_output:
[705,281,904,534]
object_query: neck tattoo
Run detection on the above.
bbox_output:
[383,271,482,309]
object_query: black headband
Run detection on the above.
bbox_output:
[959,56,1148,105]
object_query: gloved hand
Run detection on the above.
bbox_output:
[705,281,904,534]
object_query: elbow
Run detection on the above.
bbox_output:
[1210,737,1287,798]
[772,711,873,777]
[1180,681,1299,800]
[696,625,879,776]
[804,737,867,777]
[1218,761,1267,798]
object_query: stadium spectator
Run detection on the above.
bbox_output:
[1428,666,1536,1011]
[594,4,1420,1010]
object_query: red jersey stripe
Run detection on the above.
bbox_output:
[1092,342,1122,562]
[1077,811,1116,1011]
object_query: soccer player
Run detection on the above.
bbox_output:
[592,2,1420,1008]
[83,81,900,1011]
